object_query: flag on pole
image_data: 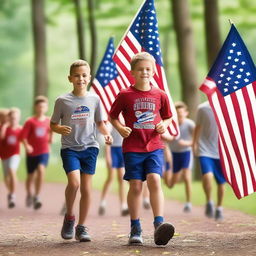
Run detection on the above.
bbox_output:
[91,37,127,115]
[200,24,256,199]
[112,0,179,136]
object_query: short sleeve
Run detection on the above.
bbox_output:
[159,92,172,119]
[94,97,106,122]
[109,92,124,119]
[50,98,62,124]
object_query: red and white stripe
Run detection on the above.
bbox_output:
[201,78,256,199]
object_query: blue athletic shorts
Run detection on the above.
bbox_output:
[60,147,99,174]
[172,151,191,173]
[199,156,226,184]
[123,149,163,181]
[26,153,49,174]
[111,146,124,168]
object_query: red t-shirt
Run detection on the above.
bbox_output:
[22,117,51,156]
[1,126,22,160]
[109,86,172,153]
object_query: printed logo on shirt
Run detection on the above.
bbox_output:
[133,98,156,129]
[35,127,46,137]
[71,105,90,123]
[7,135,17,145]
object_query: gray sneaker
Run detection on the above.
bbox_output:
[183,203,192,213]
[33,196,42,210]
[75,225,91,242]
[215,208,224,221]
[205,201,214,218]
[26,195,33,207]
[128,225,143,245]
[154,222,175,246]
[98,205,106,216]
[121,208,129,216]
[8,194,15,209]
[61,215,75,240]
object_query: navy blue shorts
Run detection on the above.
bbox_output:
[172,151,191,173]
[123,149,163,181]
[199,156,226,184]
[26,153,49,174]
[111,146,124,168]
[60,147,99,174]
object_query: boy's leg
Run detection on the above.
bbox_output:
[78,173,93,225]
[146,173,164,217]
[26,173,35,206]
[127,179,143,244]
[117,167,128,216]
[202,172,213,202]
[65,170,80,216]
[99,167,114,215]
[182,168,192,212]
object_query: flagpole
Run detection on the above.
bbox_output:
[228,19,234,26]
[113,0,147,54]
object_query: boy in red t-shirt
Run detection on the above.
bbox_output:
[0,108,22,208]
[22,96,52,210]
[109,52,175,246]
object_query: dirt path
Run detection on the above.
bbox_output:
[0,182,255,256]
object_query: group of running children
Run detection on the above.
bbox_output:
[0,52,226,246]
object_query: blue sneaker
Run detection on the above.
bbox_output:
[128,225,143,245]
[154,222,175,246]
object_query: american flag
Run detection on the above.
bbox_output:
[91,37,127,115]
[200,24,256,199]
[113,0,179,136]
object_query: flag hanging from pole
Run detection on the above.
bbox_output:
[200,24,256,199]
[112,0,179,136]
[91,37,127,115]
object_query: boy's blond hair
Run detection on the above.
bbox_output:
[175,101,188,111]
[34,95,48,106]
[69,59,90,75]
[130,52,156,72]
[9,107,21,116]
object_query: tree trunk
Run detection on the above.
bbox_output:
[74,0,86,60]
[204,0,221,69]
[87,0,97,81]
[171,0,199,120]
[31,0,48,97]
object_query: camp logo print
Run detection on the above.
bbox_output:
[71,105,90,121]
[133,110,156,129]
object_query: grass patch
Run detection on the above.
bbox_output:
[1,156,255,216]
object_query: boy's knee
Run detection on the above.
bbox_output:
[68,180,80,191]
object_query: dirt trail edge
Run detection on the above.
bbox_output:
[0,182,255,256]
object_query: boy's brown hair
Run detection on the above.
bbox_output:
[34,95,48,106]
[175,101,188,111]
[9,107,21,116]
[69,59,90,75]
[130,52,156,72]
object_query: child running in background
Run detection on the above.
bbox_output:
[109,52,175,246]
[22,96,52,210]
[193,101,226,221]
[163,102,195,213]
[50,60,112,242]
[0,108,22,208]
[98,126,129,216]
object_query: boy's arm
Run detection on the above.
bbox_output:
[96,121,113,145]
[192,125,201,156]
[22,138,33,154]
[109,118,132,138]
[155,117,172,134]
[50,122,72,136]
[0,123,9,140]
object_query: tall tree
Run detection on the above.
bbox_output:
[170,0,199,119]
[31,0,48,97]
[87,0,97,80]
[74,0,86,60]
[203,0,221,69]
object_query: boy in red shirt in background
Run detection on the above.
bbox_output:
[0,108,22,208]
[22,96,52,210]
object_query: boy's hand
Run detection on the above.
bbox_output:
[58,125,72,135]
[156,120,166,134]
[104,135,113,145]
[25,144,33,154]
[119,126,132,138]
